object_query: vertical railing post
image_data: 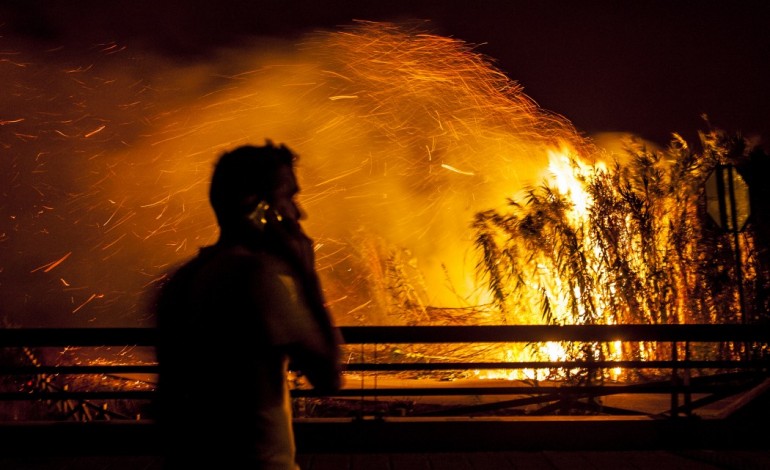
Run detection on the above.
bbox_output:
[683,341,692,417]
[357,342,365,418]
[670,340,679,418]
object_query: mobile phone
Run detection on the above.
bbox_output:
[247,200,283,232]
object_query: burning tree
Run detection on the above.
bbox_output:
[473,128,770,331]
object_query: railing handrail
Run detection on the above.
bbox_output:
[339,324,770,343]
[1,323,769,346]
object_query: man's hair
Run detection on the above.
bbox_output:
[209,141,297,226]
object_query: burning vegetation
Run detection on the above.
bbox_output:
[475,130,769,327]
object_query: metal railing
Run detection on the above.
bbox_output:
[0,325,768,421]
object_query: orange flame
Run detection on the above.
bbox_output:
[2,21,593,328]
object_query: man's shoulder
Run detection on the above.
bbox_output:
[162,244,288,287]
[157,244,300,308]
[204,244,308,309]
[169,244,297,291]
[202,244,292,271]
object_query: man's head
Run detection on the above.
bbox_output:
[209,141,300,229]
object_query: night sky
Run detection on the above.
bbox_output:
[4,0,769,148]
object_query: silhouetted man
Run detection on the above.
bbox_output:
[155,142,342,469]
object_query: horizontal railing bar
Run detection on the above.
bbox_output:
[339,325,770,343]
[0,324,768,347]
[291,382,756,398]
[0,360,764,376]
[342,360,768,371]
[0,391,156,400]
[0,383,750,401]
[292,373,763,398]
[0,365,158,375]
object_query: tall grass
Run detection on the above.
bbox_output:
[474,129,769,328]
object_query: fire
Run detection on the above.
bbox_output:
[1,20,591,329]
[546,146,598,220]
[3,20,755,381]
[2,18,765,419]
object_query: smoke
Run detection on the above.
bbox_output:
[1,21,589,327]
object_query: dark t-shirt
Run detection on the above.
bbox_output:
[156,243,335,469]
